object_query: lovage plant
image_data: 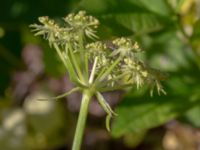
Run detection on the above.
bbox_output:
[30,11,166,150]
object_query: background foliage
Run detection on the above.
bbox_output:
[1,0,200,150]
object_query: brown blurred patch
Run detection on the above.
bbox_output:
[163,121,200,150]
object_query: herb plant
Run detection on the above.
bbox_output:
[30,11,165,150]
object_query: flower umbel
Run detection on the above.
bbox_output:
[30,10,166,150]
[64,10,99,39]
[110,37,141,57]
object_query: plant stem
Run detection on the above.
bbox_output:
[53,43,68,69]
[89,57,98,84]
[68,43,85,82]
[72,89,93,150]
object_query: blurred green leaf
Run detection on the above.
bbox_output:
[146,31,194,71]
[111,89,200,137]
[114,13,164,35]
[79,0,175,36]
[79,0,172,15]
[134,0,172,16]
[181,106,200,128]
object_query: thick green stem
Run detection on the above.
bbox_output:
[72,90,93,150]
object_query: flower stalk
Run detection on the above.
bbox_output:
[72,89,93,150]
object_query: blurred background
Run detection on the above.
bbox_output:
[1,0,200,150]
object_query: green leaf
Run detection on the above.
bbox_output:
[146,31,195,71]
[79,0,174,36]
[179,90,200,127]
[79,0,172,16]
[181,106,200,128]
[114,13,164,35]
[134,0,172,16]
[111,91,200,137]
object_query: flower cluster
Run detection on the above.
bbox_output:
[30,11,99,48]
[64,11,99,29]
[84,38,166,95]
[64,10,99,39]
[30,16,59,43]
[110,37,141,57]
[30,10,166,132]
